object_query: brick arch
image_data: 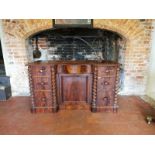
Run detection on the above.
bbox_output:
[2,19,53,39]
[23,19,133,41]
[22,19,143,42]
[94,24,128,41]
[3,19,145,42]
[93,19,145,41]
[23,20,53,39]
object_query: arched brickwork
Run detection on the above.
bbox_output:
[94,19,145,40]
[3,19,53,38]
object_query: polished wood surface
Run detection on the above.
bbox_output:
[28,64,58,113]
[95,65,118,112]
[28,60,119,113]
[57,74,92,105]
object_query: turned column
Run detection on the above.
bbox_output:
[51,65,59,112]
[113,66,120,112]
[28,65,36,113]
[91,65,98,112]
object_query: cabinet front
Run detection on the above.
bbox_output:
[28,61,119,113]
[58,74,92,105]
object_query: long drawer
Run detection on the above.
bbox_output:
[33,91,52,107]
[97,90,114,106]
[97,77,116,91]
[32,77,52,90]
[97,66,117,77]
[30,64,51,77]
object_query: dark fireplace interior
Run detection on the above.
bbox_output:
[28,28,126,90]
[29,28,125,62]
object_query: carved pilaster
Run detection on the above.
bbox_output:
[91,65,98,112]
[51,65,59,113]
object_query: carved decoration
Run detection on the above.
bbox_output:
[91,66,98,112]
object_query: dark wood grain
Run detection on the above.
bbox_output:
[95,65,119,112]
[57,74,92,106]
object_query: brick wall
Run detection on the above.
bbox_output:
[94,19,153,95]
[0,19,153,96]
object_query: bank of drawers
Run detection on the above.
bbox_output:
[96,65,117,109]
[29,64,53,109]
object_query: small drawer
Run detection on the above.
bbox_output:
[98,66,116,77]
[32,77,51,90]
[80,65,92,73]
[33,91,52,107]
[30,65,51,76]
[97,77,116,91]
[57,64,92,74]
[97,91,114,106]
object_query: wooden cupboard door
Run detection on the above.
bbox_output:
[63,76,86,102]
[58,74,92,104]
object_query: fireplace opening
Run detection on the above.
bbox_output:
[28,28,125,61]
[27,27,126,91]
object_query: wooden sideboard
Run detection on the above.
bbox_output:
[28,60,119,113]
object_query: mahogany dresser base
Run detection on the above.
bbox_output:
[28,60,119,113]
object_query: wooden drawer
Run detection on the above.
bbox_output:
[97,91,114,106]
[98,66,117,77]
[33,91,52,107]
[57,64,92,74]
[30,65,51,76]
[97,77,115,91]
[32,77,51,90]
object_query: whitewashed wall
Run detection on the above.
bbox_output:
[146,21,155,100]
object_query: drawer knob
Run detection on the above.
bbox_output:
[39,67,46,73]
[105,70,110,73]
[101,81,109,86]
[40,82,45,85]
[104,81,109,85]
[39,69,43,73]
[103,97,108,100]
[41,97,46,101]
